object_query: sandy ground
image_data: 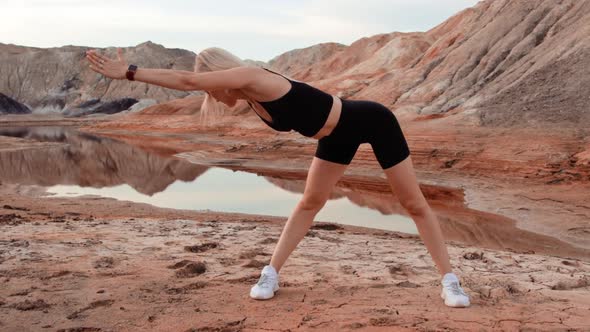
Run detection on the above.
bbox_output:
[1,116,589,331]
[1,185,589,331]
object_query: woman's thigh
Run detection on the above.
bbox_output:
[300,157,348,209]
[366,103,410,170]
[382,155,428,213]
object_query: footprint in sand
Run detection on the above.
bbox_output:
[93,257,115,269]
[168,260,207,278]
[388,263,415,277]
[166,281,208,295]
[257,237,277,245]
[241,259,266,269]
[238,249,270,259]
[369,316,398,327]
[167,260,194,269]
[67,299,115,319]
[9,299,51,311]
[184,242,219,253]
[218,257,238,266]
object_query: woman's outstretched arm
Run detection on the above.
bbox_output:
[85,48,256,91]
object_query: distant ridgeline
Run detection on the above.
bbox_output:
[1,0,590,127]
[0,41,197,117]
[0,92,140,117]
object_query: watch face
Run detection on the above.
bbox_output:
[126,65,137,80]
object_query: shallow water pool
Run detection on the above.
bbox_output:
[0,126,417,234]
[48,167,417,234]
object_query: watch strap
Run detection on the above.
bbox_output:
[126,64,138,81]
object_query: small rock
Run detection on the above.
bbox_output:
[311,223,343,231]
[10,299,51,311]
[463,251,484,260]
[184,242,218,253]
[395,280,420,288]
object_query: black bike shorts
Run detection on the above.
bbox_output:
[315,99,410,169]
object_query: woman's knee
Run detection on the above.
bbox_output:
[298,193,328,212]
[400,197,431,217]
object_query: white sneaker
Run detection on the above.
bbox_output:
[250,265,279,300]
[440,272,470,308]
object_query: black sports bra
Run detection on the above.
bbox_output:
[246,68,333,137]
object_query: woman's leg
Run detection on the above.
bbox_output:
[383,155,453,276]
[269,157,348,273]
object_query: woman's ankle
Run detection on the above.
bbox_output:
[268,263,280,274]
[442,271,459,283]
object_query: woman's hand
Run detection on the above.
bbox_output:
[85,48,128,80]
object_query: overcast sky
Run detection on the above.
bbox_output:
[1,0,480,62]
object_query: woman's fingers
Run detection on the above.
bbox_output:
[86,53,103,68]
[88,64,104,75]
[86,50,110,63]
[91,53,108,64]
[86,52,111,69]
[86,53,107,74]
[89,54,104,65]
[95,53,110,63]
[86,55,98,66]
[85,49,125,79]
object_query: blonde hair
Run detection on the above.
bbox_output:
[194,47,248,126]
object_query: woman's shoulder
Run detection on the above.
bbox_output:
[233,66,279,84]
[240,66,294,102]
[230,65,265,76]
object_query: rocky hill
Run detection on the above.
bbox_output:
[0,93,31,114]
[1,0,589,130]
[0,41,198,116]
[267,0,590,129]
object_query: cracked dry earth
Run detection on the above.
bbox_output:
[0,200,589,331]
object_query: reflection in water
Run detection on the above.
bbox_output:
[0,127,418,234]
[1,127,587,258]
[0,126,208,195]
[48,168,418,234]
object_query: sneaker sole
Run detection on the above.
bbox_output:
[441,291,470,308]
[250,284,280,300]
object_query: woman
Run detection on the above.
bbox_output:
[85,47,470,308]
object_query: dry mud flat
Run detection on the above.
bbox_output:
[0,117,589,331]
[1,188,589,331]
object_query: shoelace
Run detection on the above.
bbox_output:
[257,274,275,288]
[445,282,468,296]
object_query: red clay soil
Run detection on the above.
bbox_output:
[1,116,589,331]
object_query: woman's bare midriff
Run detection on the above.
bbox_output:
[312,95,341,140]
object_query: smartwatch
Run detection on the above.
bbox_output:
[126,64,138,81]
